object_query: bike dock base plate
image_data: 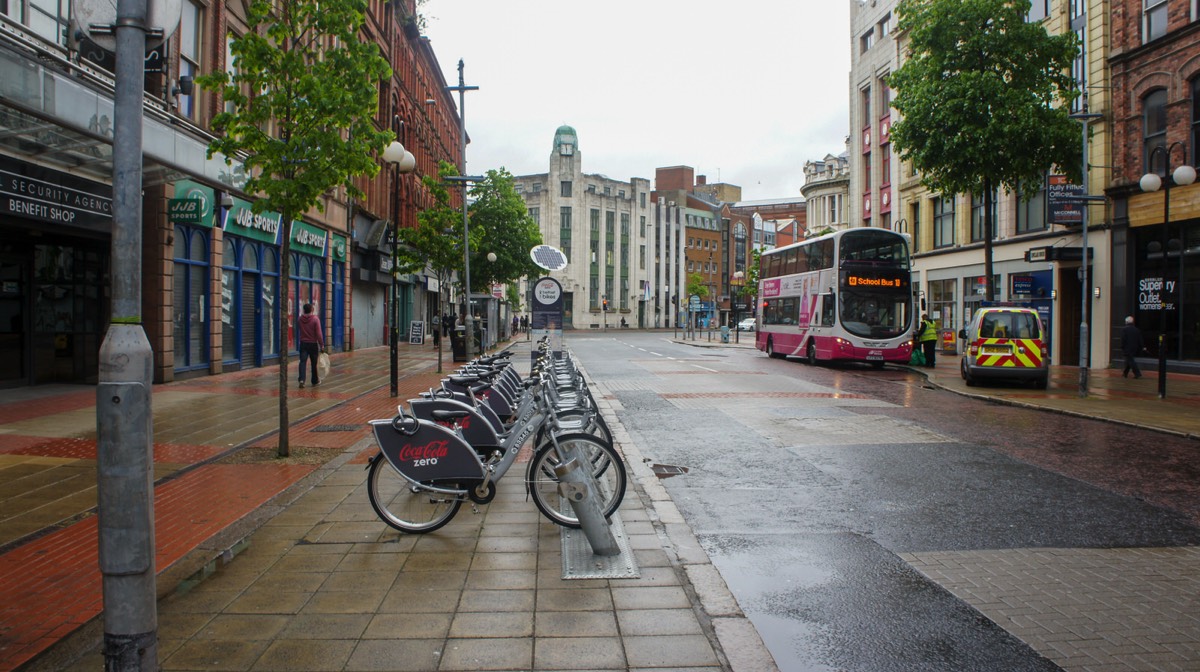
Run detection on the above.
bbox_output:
[560,511,640,580]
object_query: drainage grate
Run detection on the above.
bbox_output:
[651,463,689,479]
[311,424,361,432]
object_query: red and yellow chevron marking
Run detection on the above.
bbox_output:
[972,338,1044,368]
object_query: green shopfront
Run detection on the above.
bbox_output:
[172,186,339,376]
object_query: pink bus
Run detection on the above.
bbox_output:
[756,228,915,366]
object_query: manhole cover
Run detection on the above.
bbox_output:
[311,425,360,432]
[651,463,689,479]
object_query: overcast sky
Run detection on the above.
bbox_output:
[419,1,852,203]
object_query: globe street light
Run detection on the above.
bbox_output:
[1138,142,1196,399]
[382,133,416,397]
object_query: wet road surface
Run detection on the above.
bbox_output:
[569,332,1200,672]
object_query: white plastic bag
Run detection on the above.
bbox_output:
[317,352,331,379]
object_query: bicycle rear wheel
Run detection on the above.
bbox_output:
[367,454,461,533]
[526,433,626,528]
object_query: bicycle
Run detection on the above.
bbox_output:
[366,347,626,533]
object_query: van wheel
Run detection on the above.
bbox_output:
[1033,377,1048,390]
[961,360,976,386]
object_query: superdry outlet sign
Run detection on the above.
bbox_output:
[0,155,112,229]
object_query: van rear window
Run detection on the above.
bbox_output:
[980,312,1040,339]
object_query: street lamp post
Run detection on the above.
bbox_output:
[1139,142,1196,399]
[382,129,416,397]
[732,271,744,344]
[447,59,479,360]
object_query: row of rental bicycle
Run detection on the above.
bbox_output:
[365,337,627,533]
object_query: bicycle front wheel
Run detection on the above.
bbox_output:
[367,454,461,533]
[527,433,626,528]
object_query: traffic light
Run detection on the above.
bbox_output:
[602,299,609,312]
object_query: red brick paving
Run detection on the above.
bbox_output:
[0,462,315,671]
[0,437,226,463]
[0,345,446,671]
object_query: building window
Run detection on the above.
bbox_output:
[1192,77,1200,167]
[1015,179,1047,233]
[28,0,69,46]
[1027,0,1048,21]
[528,207,539,225]
[860,27,874,53]
[879,13,891,37]
[970,191,997,242]
[532,183,541,192]
[1144,89,1168,174]
[1145,0,1168,42]
[933,196,956,248]
[179,0,203,120]
[560,207,572,257]
[909,202,921,254]
[590,208,600,232]
[224,33,242,114]
[561,181,572,197]
[881,144,891,186]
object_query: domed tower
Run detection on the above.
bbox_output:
[553,124,578,157]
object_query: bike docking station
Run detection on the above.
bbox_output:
[528,254,640,579]
[553,418,640,581]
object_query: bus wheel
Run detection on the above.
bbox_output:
[806,341,817,366]
[766,338,783,359]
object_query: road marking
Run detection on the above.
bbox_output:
[691,364,718,372]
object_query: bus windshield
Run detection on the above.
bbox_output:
[838,230,912,339]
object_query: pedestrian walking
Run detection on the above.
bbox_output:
[1121,315,1145,379]
[917,314,938,368]
[297,303,324,388]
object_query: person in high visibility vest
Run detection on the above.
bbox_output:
[917,314,938,368]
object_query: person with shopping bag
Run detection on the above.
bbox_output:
[298,303,324,388]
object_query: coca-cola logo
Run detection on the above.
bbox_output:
[435,415,471,430]
[398,440,450,462]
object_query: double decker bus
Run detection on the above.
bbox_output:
[755,227,914,366]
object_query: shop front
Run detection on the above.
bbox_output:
[1122,218,1200,367]
[0,155,112,387]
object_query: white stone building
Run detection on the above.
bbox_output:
[513,126,655,329]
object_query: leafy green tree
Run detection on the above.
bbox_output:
[396,161,462,372]
[466,168,543,293]
[888,0,1079,301]
[198,0,392,456]
[686,273,708,300]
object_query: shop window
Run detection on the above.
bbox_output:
[927,278,957,331]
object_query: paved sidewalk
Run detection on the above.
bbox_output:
[1,340,775,672]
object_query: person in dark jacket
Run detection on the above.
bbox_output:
[298,303,324,388]
[1120,315,1145,379]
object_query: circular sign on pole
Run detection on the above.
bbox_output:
[530,244,568,271]
[73,0,182,52]
[533,278,562,305]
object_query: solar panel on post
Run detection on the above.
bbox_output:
[530,245,568,271]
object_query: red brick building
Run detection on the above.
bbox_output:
[1106,0,1200,369]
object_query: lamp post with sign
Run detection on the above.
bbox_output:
[1067,109,1104,397]
[1139,142,1196,399]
